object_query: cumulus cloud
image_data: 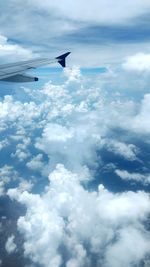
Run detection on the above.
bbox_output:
[5,235,17,254]
[0,67,150,176]
[7,164,150,267]
[104,227,150,267]
[0,165,20,195]
[1,64,150,266]
[123,53,150,72]
[26,154,45,172]
[132,94,150,134]
[35,119,101,171]
[0,34,34,62]
[18,180,33,192]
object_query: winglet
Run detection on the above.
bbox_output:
[56,52,71,68]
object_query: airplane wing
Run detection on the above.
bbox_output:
[0,52,71,82]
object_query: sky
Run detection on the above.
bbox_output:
[0,1,150,267]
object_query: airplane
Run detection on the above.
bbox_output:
[0,52,71,82]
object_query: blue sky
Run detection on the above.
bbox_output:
[0,1,150,267]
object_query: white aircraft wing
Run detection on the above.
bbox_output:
[0,52,70,82]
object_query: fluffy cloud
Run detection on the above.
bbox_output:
[0,34,34,62]
[123,53,150,72]
[104,227,150,267]
[0,95,40,123]
[7,164,150,267]
[35,119,101,171]
[132,94,150,134]
[26,154,45,172]
[0,138,9,151]
[0,165,19,195]
[5,235,17,254]
[1,42,150,267]
[18,179,33,192]
[0,67,150,176]
[1,65,150,266]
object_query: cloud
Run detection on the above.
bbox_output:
[115,169,150,185]
[0,165,19,195]
[0,181,5,196]
[0,34,34,62]
[123,53,150,72]
[0,95,41,126]
[26,154,45,172]
[7,164,150,267]
[0,58,150,267]
[5,235,17,254]
[1,1,150,67]
[132,94,150,134]
[104,140,139,161]
[0,66,150,178]
[35,119,101,172]
[0,138,9,151]
[0,164,33,195]
[104,227,150,267]
[18,180,33,192]
[24,0,150,24]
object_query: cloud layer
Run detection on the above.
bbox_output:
[0,64,150,266]
[8,164,150,267]
[1,1,150,66]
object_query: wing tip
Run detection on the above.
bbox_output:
[56,52,71,67]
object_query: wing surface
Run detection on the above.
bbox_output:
[0,52,70,82]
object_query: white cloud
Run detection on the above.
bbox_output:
[7,164,150,267]
[11,149,30,162]
[5,235,17,254]
[0,165,19,195]
[0,34,34,62]
[64,66,82,83]
[115,169,150,185]
[0,56,149,267]
[11,138,31,161]
[26,154,45,171]
[123,53,150,72]
[132,94,150,134]
[1,67,150,177]
[105,140,139,161]
[105,227,150,267]
[35,118,101,171]
[0,138,9,151]
[0,181,5,196]
[0,165,15,182]
[27,0,150,24]
[18,180,33,192]
[1,1,150,67]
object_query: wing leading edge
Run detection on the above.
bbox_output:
[0,52,71,82]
